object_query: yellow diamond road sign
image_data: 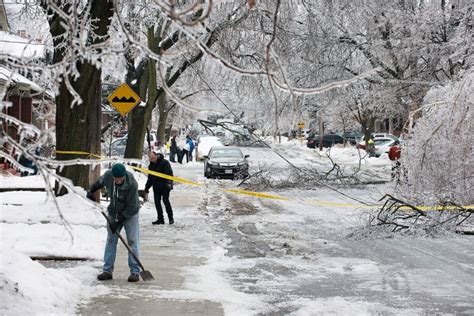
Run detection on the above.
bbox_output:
[298,121,305,129]
[107,83,141,116]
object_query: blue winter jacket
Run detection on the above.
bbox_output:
[187,138,195,152]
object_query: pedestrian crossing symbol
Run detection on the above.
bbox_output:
[107,83,141,116]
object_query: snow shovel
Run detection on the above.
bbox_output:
[99,210,155,281]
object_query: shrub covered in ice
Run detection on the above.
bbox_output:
[398,72,473,206]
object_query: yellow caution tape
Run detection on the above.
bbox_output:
[224,188,289,201]
[304,200,376,208]
[400,205,474,211]
[55,150,474,209]
[56,150,103,159]
[304,200,474,211]
[130,166,203,187]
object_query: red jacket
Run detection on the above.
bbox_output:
[388,145,401,161]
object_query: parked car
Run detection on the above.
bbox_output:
[356,133,399,150]
[372,133,398,141]
[342,132,363,145]
[113,129,127,138]
[204,146,249,179]
[373,138,398,157]
[307,134,344,148]
[355,137,398,157]
[196,136,223,160]
[104,136,150,157]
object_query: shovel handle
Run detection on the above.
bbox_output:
[99,210,146,272]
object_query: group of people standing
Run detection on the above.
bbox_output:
[169,135,195,163]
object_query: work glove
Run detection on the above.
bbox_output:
[109,214,126,233]
[86,191,96,202]
[166,181,173,190]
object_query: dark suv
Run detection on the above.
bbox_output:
[307,134,344,148]
[204,146,249,179]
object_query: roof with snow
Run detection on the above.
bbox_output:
[0,31,45,59]
[0,66,42,93]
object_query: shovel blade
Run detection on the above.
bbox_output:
[140,270,154,281]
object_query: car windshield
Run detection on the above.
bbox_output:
[375,139,393,146]
[211,148,243,158]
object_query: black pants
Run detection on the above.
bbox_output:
[153,187,173,223]
[182,149,190,163]
[177,149,184,164]
[169,147,177,162]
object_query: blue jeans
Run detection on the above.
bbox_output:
[103,213,140,274]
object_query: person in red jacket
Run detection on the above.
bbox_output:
[388,141,401,161]
[389,141,401,180]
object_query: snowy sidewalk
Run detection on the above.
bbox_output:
[78,186,224,315]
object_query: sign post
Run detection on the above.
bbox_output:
[107,83,141,117]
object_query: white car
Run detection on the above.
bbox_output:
[196,136,223,160]
[356,136,399,157]
[373,138,398,157]
[372,133,399,141]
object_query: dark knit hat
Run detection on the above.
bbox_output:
[111,163,126,178]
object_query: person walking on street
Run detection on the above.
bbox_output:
[389,140,402,180]
[86,163,141,282]
[144,151,174,225]
[187,135,195,161]
[367,136,375,158]
[169,135,177,163]
[182,135,195,163]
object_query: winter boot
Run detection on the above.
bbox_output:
[128,273,139,282]
[97,271,113,281]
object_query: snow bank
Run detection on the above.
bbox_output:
[0,245,107,315]
[0,175,107,314]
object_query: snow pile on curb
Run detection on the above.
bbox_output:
[0,245,107,315]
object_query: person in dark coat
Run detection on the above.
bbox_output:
[169,135,177,163]
[144,151,174,225]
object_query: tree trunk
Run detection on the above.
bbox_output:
[156,93,169,145]
[124,28,159,159]
[318,116,324,151]
[45,0,113,195]
[361,117,375,145]
[55,64,103,195]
